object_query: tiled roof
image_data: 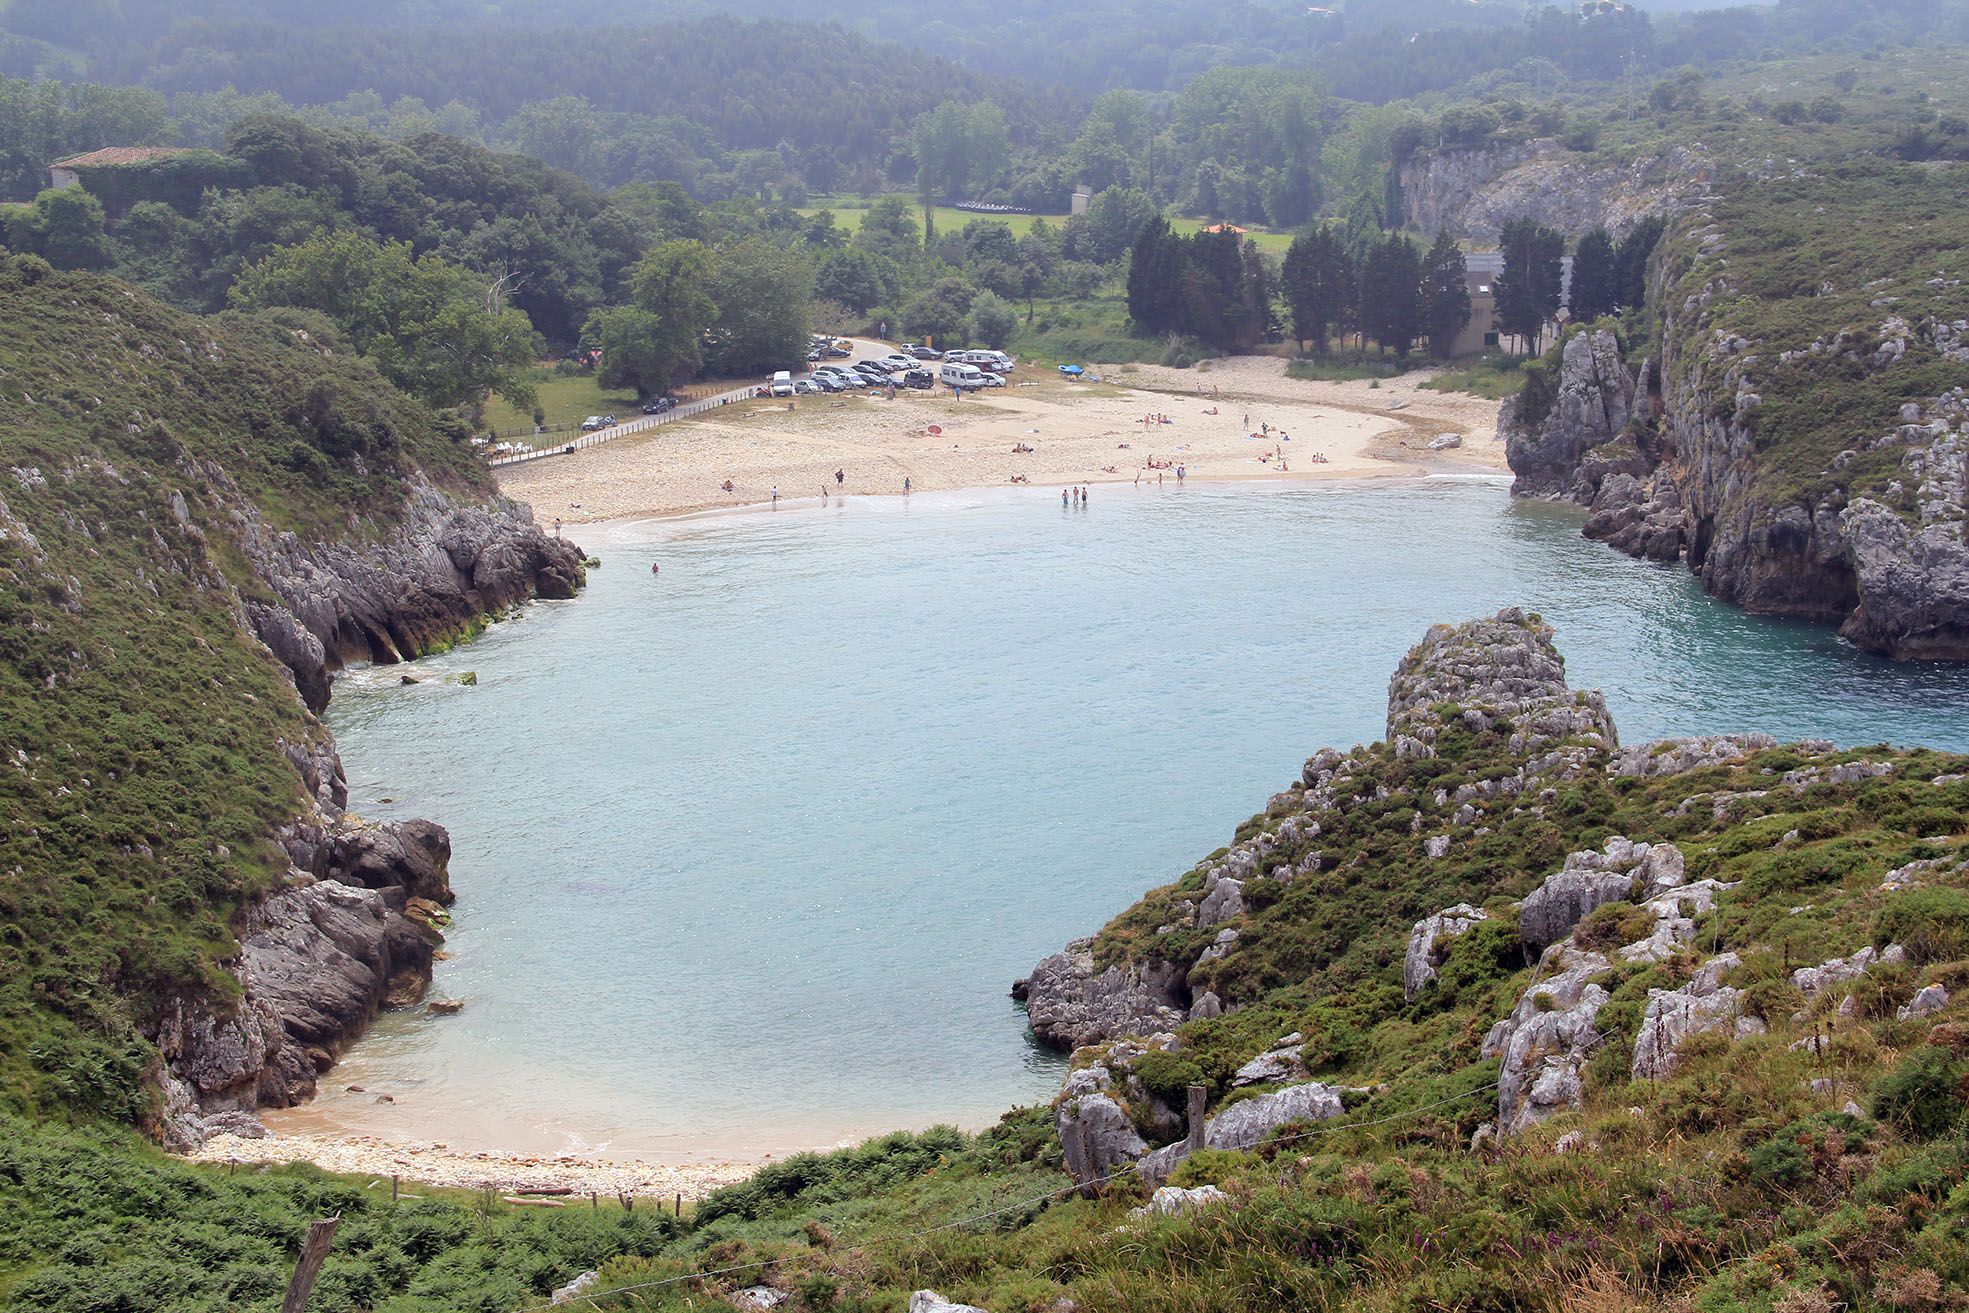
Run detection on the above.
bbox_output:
[49,147,189,170]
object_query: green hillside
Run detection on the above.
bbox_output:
[0,255,499,1124]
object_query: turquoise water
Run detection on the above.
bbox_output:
[300,477,1969,1162]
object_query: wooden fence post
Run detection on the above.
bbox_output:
[1185,1084,1209,1154]
[280,1215,340,1313]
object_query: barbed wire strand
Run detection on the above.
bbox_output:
[513,1078,1502,1313]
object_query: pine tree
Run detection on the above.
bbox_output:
[1420,230,1472,360]
[1568,227,1618,324]
[1359,233,1423,358]
[1613,214,1667,313]
[1125,215,1180,334]
[1493,216,1565,354]
[1281,226,1354,356]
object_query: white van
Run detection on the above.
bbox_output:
[770,370,794,396]
[977,350,1013,373]
[939,362,987,390]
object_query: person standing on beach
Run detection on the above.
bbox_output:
[771,486,779,507]
[904,476,912,495]
[1177,465,1186,483]
[835,468,845,487]
[1062,488,1070,507]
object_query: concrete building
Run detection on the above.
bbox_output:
[1069,185,1094,217]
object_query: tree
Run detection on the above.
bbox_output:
[1613,214,1667,314]
[1358,233,1424,358]
[968,291,1017,348]
[701,237,813,377]
[813,246,893,314]
[1126,215,1183,336]
[903,276,975,345]
[1063,186,1156,265]
[1493,216,1564,354]
[854,195,921,264]
[230,229,536,411]
[585,305,669,398]
[1420,230,1471,360]
[1014,219,1060,323]
[6,186,112,270]
[913,100,1009,203]
[1568,227,1618,324]
[1280,226,1353,355]
[625,239,719,392]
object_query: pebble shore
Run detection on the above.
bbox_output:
[186,1131,756,1198]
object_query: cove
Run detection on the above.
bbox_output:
[290,477,1969,1163]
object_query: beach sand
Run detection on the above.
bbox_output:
[498,356,1506,524]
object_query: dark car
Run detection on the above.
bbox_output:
[907,345,943,360]
[902,368,935,389]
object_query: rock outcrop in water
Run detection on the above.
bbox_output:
[1499,171,1969,660]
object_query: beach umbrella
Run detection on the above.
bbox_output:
[1059,364,1084,377]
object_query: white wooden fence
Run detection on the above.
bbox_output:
[486,384,761,467]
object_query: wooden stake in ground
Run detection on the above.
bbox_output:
[281,1215,340,1313]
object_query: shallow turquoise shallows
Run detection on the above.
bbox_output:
[305,478,1969,1162]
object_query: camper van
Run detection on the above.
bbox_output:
[770,370,794,396]
[939,361,987,390]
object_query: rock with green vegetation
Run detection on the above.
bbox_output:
[0,257,582,1143]
[1504,163,1969,659]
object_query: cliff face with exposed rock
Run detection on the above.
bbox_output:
[1500,165,1969,659]
[0,258,584,1142]
[1399,139,1714,242]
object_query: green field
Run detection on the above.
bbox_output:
[482,370,644,441]
[804,197,1295,254]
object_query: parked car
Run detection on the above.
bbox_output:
[879,353,914,370]
[907,345,944,360]
[639,396,678,414]
[976,370,1007,387]
[902,368,935,389]
[770,370,794,396]
[580,415,607,430]
[793,379,821,395]
[807,349,825,362]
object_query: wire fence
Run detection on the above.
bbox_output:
[485,385,760,468]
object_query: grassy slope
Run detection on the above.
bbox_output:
[0,255,488,1126]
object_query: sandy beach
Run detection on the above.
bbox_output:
[498,354,1506,524]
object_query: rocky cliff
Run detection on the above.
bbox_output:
[1399,139,1713,242]
[1500,164,1969,659]
[0,257,584,1140]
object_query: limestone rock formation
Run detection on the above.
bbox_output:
[1132,1185,1229,1218]
[1502,330,1637,499]
[1484,946,1613,1133]
[1204,1081,1345,1151]
[1398,140,1710,245]
[237,473,584,711]
[1232,1033,1311,1087]
[909,1294,990,1313]
[1792,944,1906,997]
[1900,984,1951,1020]
[1017,940,1187,1051]
[1386,607,1616,760]
[1404,905,1489,1000]
[1608,736,1777,779]
[1630,953,1765,1081]
[157,797,458,1148]
[1055,1063,1150,1190]
[1519,838,1684,952]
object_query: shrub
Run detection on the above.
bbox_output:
[1876,889,1969,965]
[1871,1048,1969,1140]
[1132,1051,1207,1105]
